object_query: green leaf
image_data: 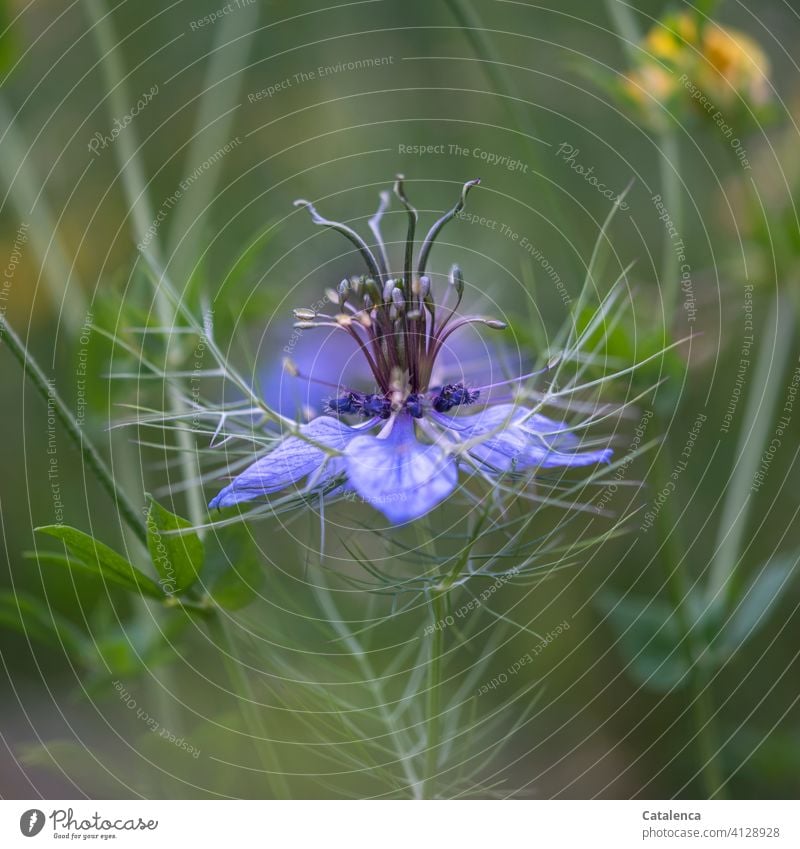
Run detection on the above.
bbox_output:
[34,525,164,598]
[597,591,691,693]
[146,497,204,595]
[0,590,85,655]
[206,527,264,610]
[719,555,798,655]
[26,550,153,600]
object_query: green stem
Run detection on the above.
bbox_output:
[84,0,206,531]
[206,612,290,799]
[83,1,291,795]
[653,443,727,799]
[0,97,88,336]
[167,2,259,284]
[603,0,682,327]
[691,666,727,798]
[444,0,566,245]
[424,590,445,798]
[659,129,683,326]
[706,292,793,607]
[0,315,147,546]
[313,573,422,797]
[604,0,643,61]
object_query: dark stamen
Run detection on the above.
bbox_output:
[327,392,364,415]
[361,393,392,419]
[404,393,424,418]
[432,383,480,413]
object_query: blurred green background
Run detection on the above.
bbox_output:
[1,0,799,799]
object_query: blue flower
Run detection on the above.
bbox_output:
[210,178,612,523]
[344,415,458,523]
[209,416,358,509]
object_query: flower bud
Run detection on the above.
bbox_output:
[449,264,464,297]
[293,308,316,320]
[363,276,379,297]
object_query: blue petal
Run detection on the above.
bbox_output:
[432,404,612,472]
[344,415,457,523]
[209,416,359,509]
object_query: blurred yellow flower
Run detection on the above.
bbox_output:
[700,25,770,106]
[622,11,770,119]
[623,64,677,107]
[645,26,683,63]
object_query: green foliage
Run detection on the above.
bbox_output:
[600,550,798,694]
[597,591,690,693]
[0,590,85,655]
[146,496,204,595]
[26,504,271,634]
[3,0,797,800]
[718,555,798,658]
[34,526,165,598]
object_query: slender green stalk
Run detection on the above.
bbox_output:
[605,0,728,799]
[707,292,793,606]
[423,590,445,798]
[604,0,643,59]
[206,612,290,799]
[604,0,682,325]
[83,0,279,784]
[652,445,726,798]
[658,129,683,325]
[444,0,566,241]
[83,0,205,530]
[167,2,258,284]
[83,0,157,261]
[313,572,422,798]
[0,315,147,545]
[0,97,87,335]
[652,445,691,617]
[691,666,726,798]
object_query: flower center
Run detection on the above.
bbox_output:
[292,177,507,398]
[327,382,479,420]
